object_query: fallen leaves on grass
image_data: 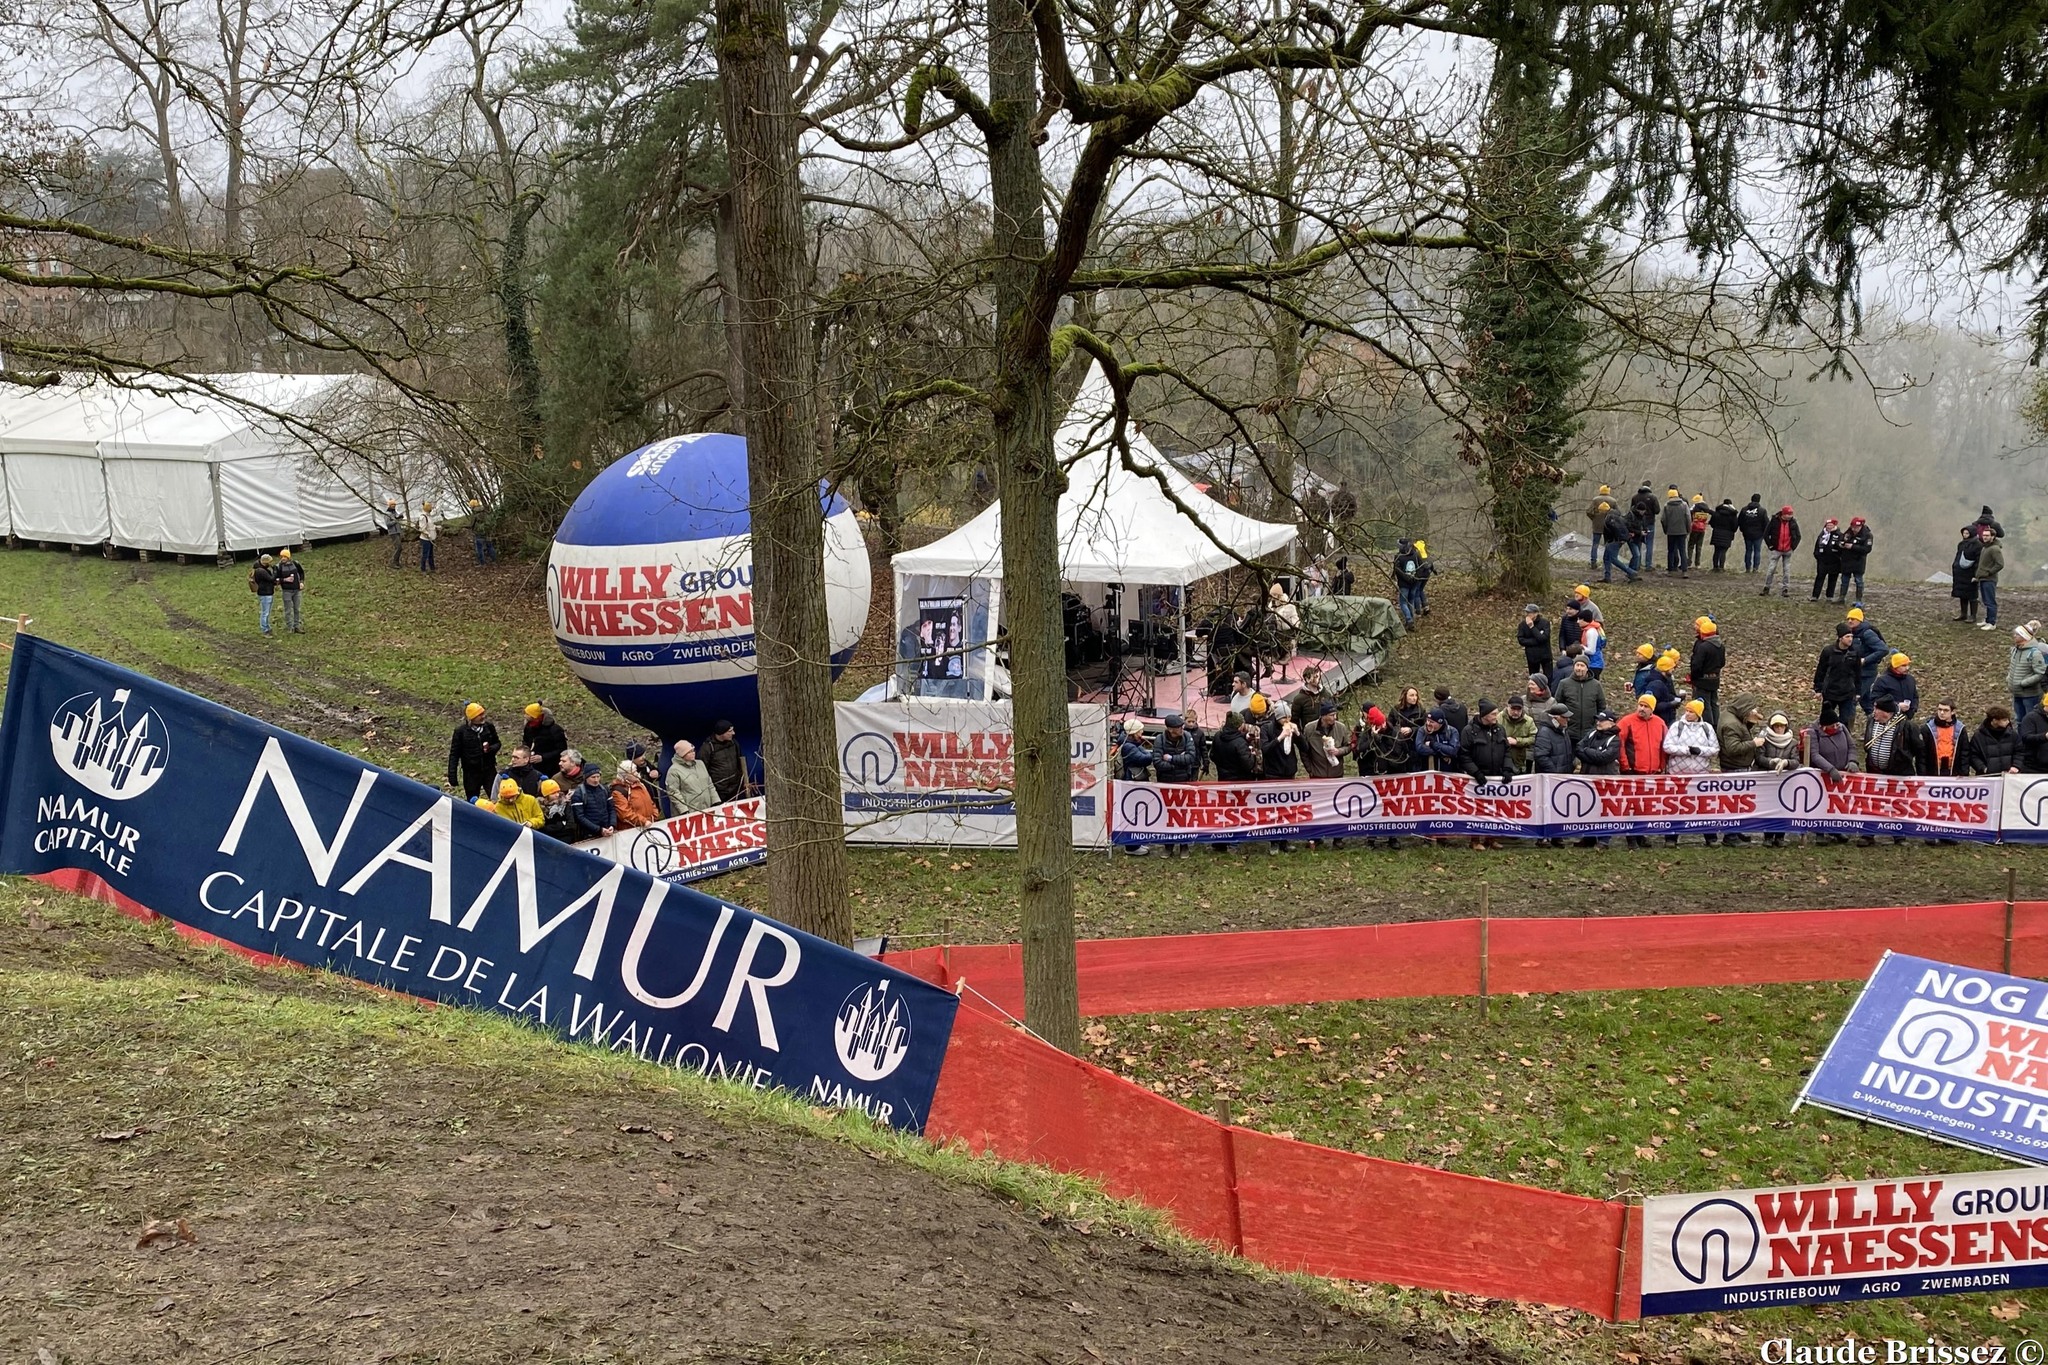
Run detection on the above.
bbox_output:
[94,1127,147,1141]
[1990,1301,2025,1322]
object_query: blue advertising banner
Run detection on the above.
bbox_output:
[0,636,957,1132]
[1800,952,2048,1164]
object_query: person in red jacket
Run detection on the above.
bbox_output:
[1616,695,1667,850]
[1761,505,1802,597]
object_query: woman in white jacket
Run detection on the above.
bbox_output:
[1662,698,1720,847]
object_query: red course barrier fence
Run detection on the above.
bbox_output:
[888,901,2048,1015]
[902,899,2048,1320]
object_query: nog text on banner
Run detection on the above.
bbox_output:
[1801,952,2048,1164]
[0,636,957,1132]
[1641,1169,2048,1315]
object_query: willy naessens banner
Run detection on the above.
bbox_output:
[0,636,957,1132]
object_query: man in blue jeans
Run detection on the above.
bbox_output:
[1599,507,1638,583]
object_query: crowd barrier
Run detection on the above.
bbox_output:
[1109,771,2048,846]
[886,901,2048,1017]
[927,994,1638,1318]
[900,897,2048,1319]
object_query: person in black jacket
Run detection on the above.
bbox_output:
[2022,698,2048,774]
[1858,698,1930,845]
[1573,712,1621,848]
[1629,484,1660,573]
[1688,617,1726,729]
[447,702,501,799]
[274,548,306,633]
[1952,526,1985,623]
[1708,498,1739,571]
[1533,704,1577,773]
[1354,705,1408,775]
[701,721,748,801]
[1600,506,1641,583]
[1969,706,2022,775]
[250,553,278,635]
[1433,686,1469,734]
[1839,516,1874,602]
[1812,625,1862,726]
[521,704,570,776]
[1810,518,1844,603]
[568,765,616,840]
[1211,712,1258,781]
[1462,700,1512,781]
[1518,603,1553,677]
[1735,494,1769,572]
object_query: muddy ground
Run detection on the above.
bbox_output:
[1,890,1506,1365]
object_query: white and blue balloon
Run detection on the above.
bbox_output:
[547,433,870,754]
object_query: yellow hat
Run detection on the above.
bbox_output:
[279,548,292,559]
[468,499,482,509]
[464,702,484,720]
[423,501,434,511]
[1656,654,1677,673]
[1572,584,1591,598]
[1890,652,1910,670]
[1596,500,1611,513]
[1691,493,1705,504]
[1413,539,1428,556]
[1667,487,1679,498]
[1598,484,1611,495]
[540,778,561,797]
[524,703,544,720]
[498,778,519,798]
[1635,642,1656,661]
[1694,616,1717,636]
[1636,694,1656,709]
[1249,693,1269,716]
[1684,699,1705,716]
[1847,607,1864,622]
[473,796,494,809]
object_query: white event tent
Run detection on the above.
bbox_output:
[890,366,1296,700]
[0,373,451,556]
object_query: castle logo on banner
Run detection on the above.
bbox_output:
[1642,1170,2048,1315]
[1109,773,1542,845]
[1801,952,2048,1164]
[0,636,958,1133]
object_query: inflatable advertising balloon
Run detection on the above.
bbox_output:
[548,433,870,746]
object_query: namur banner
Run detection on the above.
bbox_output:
[0,636,958,1133]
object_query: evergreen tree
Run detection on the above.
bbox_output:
[1456,51,1598,594]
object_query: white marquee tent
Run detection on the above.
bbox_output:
[0,373,460,556]
[889,367,1296,699]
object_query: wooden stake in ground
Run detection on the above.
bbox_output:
[713,0,853,945]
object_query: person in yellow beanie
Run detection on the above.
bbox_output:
[537,777,577,841]
[1870,651,1919,717]
[491,777,544,828]
[1690,615,1725,728]
[1639,649,1681,723]
[1686,495,1709,569]
[1586,486,1615,566]
[447,702,501,799]
[520,702,569,777]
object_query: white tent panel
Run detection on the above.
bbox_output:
[105,459,218,554]
[7,453,109,542]
[0,457,11,537]
[296,456,377,539]
[218,454,304,551]
[892,366,1297,585]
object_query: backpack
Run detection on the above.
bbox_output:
[247,569,259,594]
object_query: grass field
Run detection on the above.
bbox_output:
[7,533,2048,1358]
[1105,985,2048,1358]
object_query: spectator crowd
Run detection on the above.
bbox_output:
[1117,546,2048,853]
[446,702,755,843]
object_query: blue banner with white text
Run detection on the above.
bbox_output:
[0,635,956,1132]
[1801,952,2048,1165]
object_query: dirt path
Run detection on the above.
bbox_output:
[0,892,1505,1365]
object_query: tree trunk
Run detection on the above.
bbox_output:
[715,0,854,945]
[499,196,547,463]
[988,0,1079,1054]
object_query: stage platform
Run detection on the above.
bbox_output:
[1082,646,1384,733]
